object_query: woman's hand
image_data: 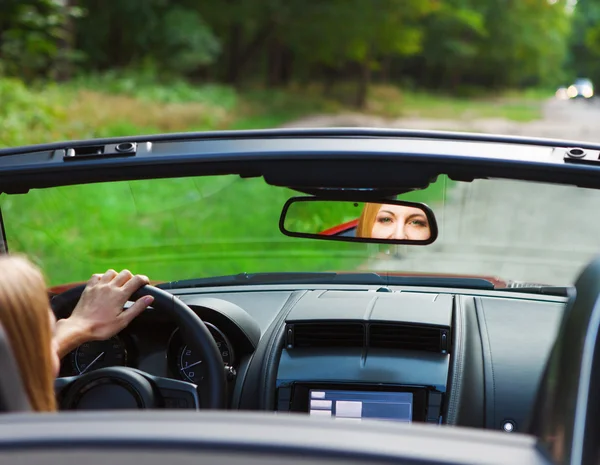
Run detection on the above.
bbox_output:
[54,269,154,359]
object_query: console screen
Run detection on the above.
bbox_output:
[309,389,413,422]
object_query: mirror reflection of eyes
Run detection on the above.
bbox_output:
[376,211,429,227]
[371,205,431,241]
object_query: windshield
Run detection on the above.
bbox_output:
[2,175,598,287]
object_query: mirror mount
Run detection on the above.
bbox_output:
[287,187,421,200]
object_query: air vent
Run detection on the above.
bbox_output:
[285,323,364,349]
[370,324,449,353]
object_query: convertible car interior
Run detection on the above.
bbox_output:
[0,129,599,465]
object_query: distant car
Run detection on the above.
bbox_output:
[566,78,594,99]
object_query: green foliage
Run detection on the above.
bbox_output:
[0,0,589,94]
[570,0,600,83]
[74,0,220,75]
[418,0,572,89]
[69,70,238,107]
[0,0,84,80]
[158,8,221,73]
[284,0,436,66]
[284,201,365,235]
[419,0,487,86]
[0,78,66,147]
[0,74,241,148]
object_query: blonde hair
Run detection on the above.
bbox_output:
[0,255,56,411]
[356,203,381,238]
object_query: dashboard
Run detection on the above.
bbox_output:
[56,284,567,433]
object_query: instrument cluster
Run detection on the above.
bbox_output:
[59,321,235,385]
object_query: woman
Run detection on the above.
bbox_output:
[357,203,431,240]
[0,255,154,411]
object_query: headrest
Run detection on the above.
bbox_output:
[0,323,31,412]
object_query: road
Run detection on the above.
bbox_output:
[284,99,600,285]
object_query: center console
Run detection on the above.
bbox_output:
[271,290,454,425]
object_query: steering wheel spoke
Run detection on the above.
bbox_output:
[55,370,199,410]
[150,375,200,409]
[55,376,76,397]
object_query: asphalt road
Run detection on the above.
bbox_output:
[285,99,600,285]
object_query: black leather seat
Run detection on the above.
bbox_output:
[529,256,600,465]
[0,323,31,412]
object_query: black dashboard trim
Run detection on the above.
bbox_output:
[238,291,307,410]
[447,296,485,427]
[231,354,253,410]
[180,297,262,352]
[445,295,461,425]
[260,316,287,410]
[276,348,449,390]
[476,297,565,433]
[171,284,569,304]
[475,297,496,429]
[285,290,453,327]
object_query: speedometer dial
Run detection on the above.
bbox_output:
[72,335,127,374]
[169,323,234,384]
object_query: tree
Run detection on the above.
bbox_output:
[477,0,571,88]
[418,0,487,90]
[74,0,220,77]
[0,0,84,81]
[568,0,600,84]
[284,0,438,107]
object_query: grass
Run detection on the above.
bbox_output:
[366,85,545,122]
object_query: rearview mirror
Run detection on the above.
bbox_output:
[280,197,438,245]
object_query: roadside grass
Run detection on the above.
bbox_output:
[367,85,545,122]
[226,87,342,130]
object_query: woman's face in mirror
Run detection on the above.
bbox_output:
[370,204,431,240]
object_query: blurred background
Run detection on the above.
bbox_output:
[2,0,599,148]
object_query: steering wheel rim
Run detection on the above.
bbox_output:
[51,284,226,409]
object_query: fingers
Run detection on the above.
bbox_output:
[112,269,133,287]
[87,273,102,285]
[88,267,150,300]
[99,269,118,284]
[118,295,154,325]
[121,273,150,295]
[92,269,148,291]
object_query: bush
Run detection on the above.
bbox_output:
[0,78,66,147]
[70,70,238,108]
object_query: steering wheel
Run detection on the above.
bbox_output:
[51,284,226,410]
